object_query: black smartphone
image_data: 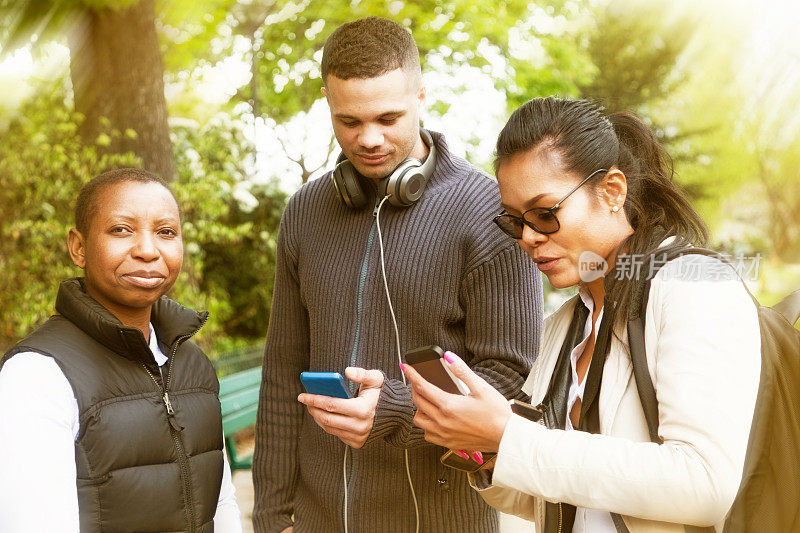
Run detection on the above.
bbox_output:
[406,345,494,471]
[405,345,470,395]
[510,399,544,423]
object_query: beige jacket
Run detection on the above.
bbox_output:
[473,254,761,532]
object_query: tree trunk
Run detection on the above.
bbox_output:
[68,0,176,181]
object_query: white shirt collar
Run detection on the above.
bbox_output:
[577,285,594,314]
[148,323,168,368]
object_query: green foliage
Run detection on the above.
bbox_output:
[737,60,800,262]
[503,3,596,109]
[748,139,800,262]
[169,114,287,354]
[160,0,590,123]
[0,82,138,349]
[575,0,748,218]
[1,0,75,51]
[579,0,697,113]
[577,0,706,187]
[0,0,140,52]
[157,0,237,73]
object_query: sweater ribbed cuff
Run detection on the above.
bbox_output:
[366,377,427,447]
[252,510,293,533]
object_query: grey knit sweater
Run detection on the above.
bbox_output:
[252,131,543,533]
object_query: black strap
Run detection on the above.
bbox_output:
[627,247,721,444]
[628,309,662,444]
[626,247,723,533]
[542,299,589,533]
[578,296,618,434]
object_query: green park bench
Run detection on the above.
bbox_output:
[219,366,262,471]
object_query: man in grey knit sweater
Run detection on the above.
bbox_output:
[252,17,543,533]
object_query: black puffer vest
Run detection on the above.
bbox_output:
[1,278,224,533]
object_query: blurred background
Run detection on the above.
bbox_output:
[1,0,799,357]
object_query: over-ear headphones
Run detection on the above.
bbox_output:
[331,129,437,210]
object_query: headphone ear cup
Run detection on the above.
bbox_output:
[385,159,427,207]
[332,159,368,210]
[389,165,427,206]
[384,130,437,207]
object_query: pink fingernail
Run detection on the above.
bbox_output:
[472,451,483,465]
[399,363,406,373]
[443,351,455,364]
[456,449,470,460]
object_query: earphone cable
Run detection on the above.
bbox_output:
[343,445,349,533]
[375,195,420,533]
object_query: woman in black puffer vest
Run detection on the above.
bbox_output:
[0,169,242,533]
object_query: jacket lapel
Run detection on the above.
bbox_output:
[523,296,579,405]
[530,295,635,437]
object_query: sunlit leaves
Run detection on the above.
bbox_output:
[158,0,590,123]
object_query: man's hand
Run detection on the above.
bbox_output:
[298,367,384,448]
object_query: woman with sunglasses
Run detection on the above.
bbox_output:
[402,97,761,532]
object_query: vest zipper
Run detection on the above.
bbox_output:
[140,315,208,533]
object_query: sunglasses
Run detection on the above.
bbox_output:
[494,168,608,239]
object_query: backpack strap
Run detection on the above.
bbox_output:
[772,289,800,325]
[625,247,722,533]
[628,283,662,444]
[626,247,722,444]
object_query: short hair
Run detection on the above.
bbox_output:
[74,168,178,234]
[321,16,421,83]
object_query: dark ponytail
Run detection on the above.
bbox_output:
[604,110,708,320]
[608,111,708,254]
[495,97,708,320]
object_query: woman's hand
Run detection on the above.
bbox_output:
[403,351,513,452]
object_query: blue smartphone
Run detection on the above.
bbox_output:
[300,372,352,399]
